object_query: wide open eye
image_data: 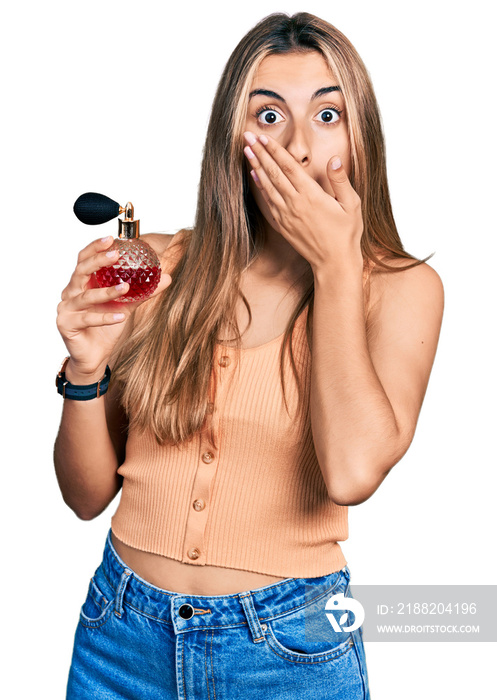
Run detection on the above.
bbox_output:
[256,108,284,126]
[316,108,342,124]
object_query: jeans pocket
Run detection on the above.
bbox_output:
[264,571,354,662]
[79,573,115,629]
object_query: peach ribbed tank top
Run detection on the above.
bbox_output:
[111,301,350,578]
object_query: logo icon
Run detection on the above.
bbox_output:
[325,593,365,632]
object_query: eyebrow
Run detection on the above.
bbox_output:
[248,86,341,102]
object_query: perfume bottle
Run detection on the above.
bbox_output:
[73,193,161,303]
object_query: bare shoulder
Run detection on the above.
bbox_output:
[367,256,445,342]
[370,256,444,308]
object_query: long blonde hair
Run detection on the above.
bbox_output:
[111,12,433,445]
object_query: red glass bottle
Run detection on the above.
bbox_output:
[93,202,161,302]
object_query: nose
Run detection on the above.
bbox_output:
[284,123,311,167]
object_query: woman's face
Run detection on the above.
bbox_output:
[244,50,351,231]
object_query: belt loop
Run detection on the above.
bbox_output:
[238,592,266,644]
[114,568,133,618]
[341,565,353,600]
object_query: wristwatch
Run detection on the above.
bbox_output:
[56,356,112,400]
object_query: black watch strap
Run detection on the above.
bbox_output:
[56,357,112,400]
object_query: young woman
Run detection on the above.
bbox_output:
[55,12,444,699]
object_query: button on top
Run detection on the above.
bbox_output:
[218,355,231,367]
[188,547,201,560]
[202,451,214,464]
[193,499,205,511]
[179,604,194,620]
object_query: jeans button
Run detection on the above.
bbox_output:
[179,604,195,620]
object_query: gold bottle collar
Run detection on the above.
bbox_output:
[117,201,140,239]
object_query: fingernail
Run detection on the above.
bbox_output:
[331,157,342,170]
[101,235,112,242]
[106,249,119,257]
[115,282,127,291]
[250,169,260,183]
[244,145,255,159]
[113,313,125,321]
[259,135,268,146]
[244,131,257,146]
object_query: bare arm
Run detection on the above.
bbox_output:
[53,368,128,520]
[311,258,444,505]
[53,232,174,519]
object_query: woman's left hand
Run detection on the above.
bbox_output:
[243,131,364,274]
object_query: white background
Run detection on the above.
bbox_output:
[2,0,495,697]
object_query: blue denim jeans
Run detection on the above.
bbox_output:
[67,530,370,698]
